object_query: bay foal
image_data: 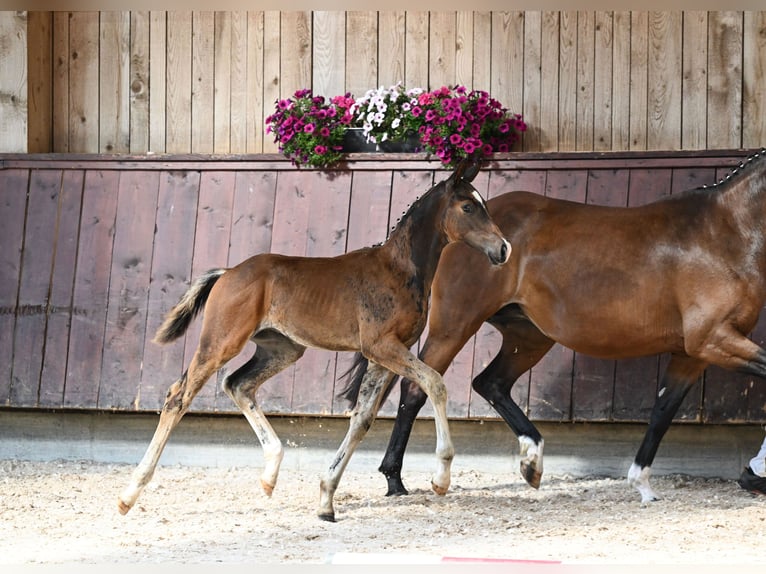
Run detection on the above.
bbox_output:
[343,149,766,503]
[117,160,510,521]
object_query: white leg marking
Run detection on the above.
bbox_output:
[628,462,660,503]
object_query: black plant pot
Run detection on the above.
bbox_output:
[342,128,378,152]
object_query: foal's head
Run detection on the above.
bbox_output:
[441,160,511,265]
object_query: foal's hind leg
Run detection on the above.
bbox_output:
[223,332,305,497]
[118,351,225,514]
[318,361,395,521]
[628,353,706,503]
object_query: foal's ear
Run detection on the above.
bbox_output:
[453,157,481,183]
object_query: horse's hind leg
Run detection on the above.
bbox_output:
[118,351,223,514]
[223,332,305,497]
[472,313,554,489]
[628,353,706,503]
[318,362,394,521]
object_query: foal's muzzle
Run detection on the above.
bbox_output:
[489,238,511,266]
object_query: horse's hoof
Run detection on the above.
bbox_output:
[520,461,542,489]
[431,481,449,496]
[117,498,132,515]
[260,479,275,498]
[385,479,409,497]
[317,512,336,523]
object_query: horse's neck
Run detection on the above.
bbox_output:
[382,192,447,292]
[717,156,766,227]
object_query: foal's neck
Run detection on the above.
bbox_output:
[381,185,448,294]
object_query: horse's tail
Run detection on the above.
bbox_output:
[153,268,227,344]
[337,352,400,408]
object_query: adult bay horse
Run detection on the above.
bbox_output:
[342,148,766,504]
[117,160,510,522]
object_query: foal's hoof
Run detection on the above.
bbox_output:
[431,481,449,496]
[385,478,409,497]
[117,498,132,515]
[317,511,336,523]
[260,479,276,498]
[520,461,542,489]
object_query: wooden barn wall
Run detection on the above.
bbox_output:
[18,10,766,155]
[2,151,765,424]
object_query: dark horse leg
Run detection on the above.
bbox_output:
[628,353,706,502]
[380,304,554,495]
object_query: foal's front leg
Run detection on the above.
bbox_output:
[318,362,394,521]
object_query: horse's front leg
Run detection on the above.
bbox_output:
[628,353,705,503]
[318,363,394,522]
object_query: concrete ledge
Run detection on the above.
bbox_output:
[0,410,763,480]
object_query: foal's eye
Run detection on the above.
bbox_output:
[462,202,475,214]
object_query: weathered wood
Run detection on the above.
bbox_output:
[99,11,131,154]
[27,11,52,154]
[707,12,743,150]
[429,12,456,89]
[611,12,631,151]
[378,11,405,88]
[10,169,62,407]
[0,169,30,406]
[192,11,215,155]
[593,11,613,151]
[345,12,377,98]
[68,12,99,153]
[647,11,682,150]
[405,12,428,89]
[230,11,248,154]
[148,11,167,153]
[129,12,150,154]
[39,170,84,407]
[558,11,577,151]
[629,11,648,151]
[682,11,708,150]
[166,12,192,153]
[576,11,595,151]
[743,12,766,149]
[522,11,541,152]
[0,11,27,153]
[213,11,232,155]
[312,12,345,101]
[539,12,559,152]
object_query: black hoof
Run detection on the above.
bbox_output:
[317,512,336,522]
[385,478,409,497]
[520,461,542,489]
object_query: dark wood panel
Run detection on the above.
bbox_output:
[65,170,120,408]
[39,170,84,407]
[10,170,62,406]
[98,171,159,410]
[0,169,30,407]
[138,170,200,411]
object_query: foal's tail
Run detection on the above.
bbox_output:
[153,268,227,344]
[337,352,399,407]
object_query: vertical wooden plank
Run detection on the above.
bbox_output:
[65,170,120,408]
[455,12,473,89]
[280,11,312,99]
[292,172,353,415]
[28,11,53,153]
[229,11,248,153]
[707,11,743,149]
[192,11,215,154]
[333,170,393,415]
[0,11,27,153]
[611,11,631,151]
[228,171,277,266]
[139,171,200,411]
[558,11,577,151]
[647,11,682,150]
[68,12,99,153]
[40,170,84,408]
[99,11,130,153]
[472,12,491,93]
[682,11,708,150]
[246,11,265,153]
[491,12,524,122]
[612,168,672,421]
[130,11,150,154]
[629,11,648,150]
[182,171,235,412]
[10,170,62,407]
[98,172,159,410]
[570,169,629,421]
[262,12,280,153]
[0,169,29,406]
[743,12,766,149]
[378,11,405,87]
[429,12,456,89]
[52,12,68,152]
[522,12,541,152]
[166,11,192,153]
[148,11,167,153]
[213,12,232,155]
[576,11,595,151]
[313,12,345,98]
[540,12,559,152]
[346,12,377,98]
[593,11,613,151]
[405,12,429,89]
